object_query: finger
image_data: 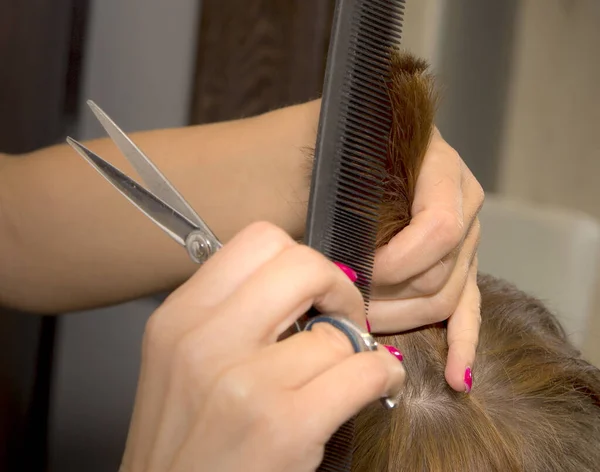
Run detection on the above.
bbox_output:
[372,143,484,290]
[372,194,479,302]
[368,218,480,333]
[445,256,481,392]
[242,322,357,389]
[136,223,296,436]
[371,249,455,301]
[142,222,297,364]
[372,136,464,287]
[217,245,366,346]
[170,221,296,307]
[296,349,406,443]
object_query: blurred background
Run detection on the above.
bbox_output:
[1,0,599,470]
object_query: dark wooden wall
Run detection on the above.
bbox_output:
[0,0,70,153]
[0,1,89,470]
[190,0,336,124]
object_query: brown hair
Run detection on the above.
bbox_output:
[351,50,600,471]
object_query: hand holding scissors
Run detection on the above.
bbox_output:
[68,103,405,471]
[115,221,405,472]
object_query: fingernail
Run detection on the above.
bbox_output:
[464,367,473,393]
[383,345,403,362]
[366,318,371,333]
[333,262,358,283]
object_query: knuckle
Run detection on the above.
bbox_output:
[431,209,464,251]
[471,217,482,239]
[448,148,462,164]
[474,181,485,206]
[161,289,180,305]
[428,293,456,323]
[213,366,252,402]
[172,331,211,381]
[411,263,449,295]
[173,332,200,366]
[291,244,324,266]
[213,368,281,431]
[244,221,293,248]
[463,167,485,212]
[435,295,455,318]
[143,311,170,352]
[465,218,482,258]
[475,311,483,328]
[144,311,162,342]
[472,233,482,258]
[464,166,485,205]
[472,294,483,329]
[290,246,338,286]
[422,310,447,325]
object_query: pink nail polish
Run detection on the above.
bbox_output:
[464,367,473,393]
[333,262,358,283]
[366,318,371,333]
[383,345,403,362]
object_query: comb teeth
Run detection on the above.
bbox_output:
[318,420,354,471]
[305,0,405,309]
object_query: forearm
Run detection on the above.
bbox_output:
[0,100,319,313]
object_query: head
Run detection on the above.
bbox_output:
[351,50,600,471]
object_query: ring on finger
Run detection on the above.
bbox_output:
[303,315,397,409]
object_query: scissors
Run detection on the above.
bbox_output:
[66,100,222,265]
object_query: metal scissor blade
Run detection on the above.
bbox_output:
[67,137,197,247]
[86,100,216,241]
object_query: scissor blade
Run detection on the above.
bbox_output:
[86,100,210,234]
[67,137,197,247]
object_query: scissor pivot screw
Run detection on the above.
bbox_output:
[185,231,214,264]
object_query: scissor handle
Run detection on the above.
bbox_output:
[303,315,398,409]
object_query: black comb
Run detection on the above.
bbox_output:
[303,0,405,470]
[306,0,405,302]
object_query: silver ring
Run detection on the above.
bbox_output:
[303,315,398,409]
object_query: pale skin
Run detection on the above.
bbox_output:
[0,99,483,392]
[120,222,406,472]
